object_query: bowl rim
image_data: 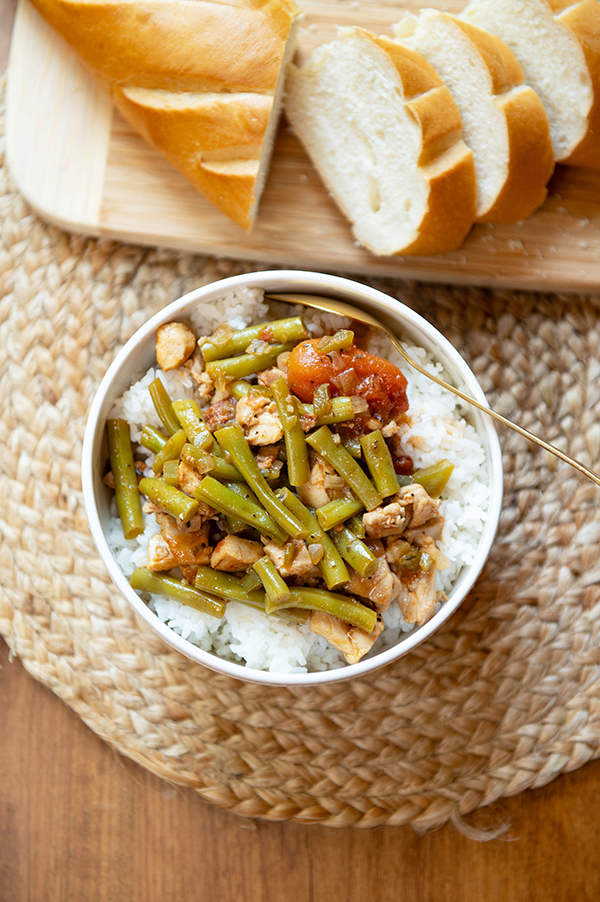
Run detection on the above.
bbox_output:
[82,269,503,686]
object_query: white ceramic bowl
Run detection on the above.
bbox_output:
[82,270,503,686]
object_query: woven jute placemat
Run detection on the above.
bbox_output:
[2,87,600,833]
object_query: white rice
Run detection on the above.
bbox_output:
[107,287,492,673]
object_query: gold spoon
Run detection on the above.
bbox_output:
[267,292,600,489]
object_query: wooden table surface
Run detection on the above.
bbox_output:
[3,4,600,900]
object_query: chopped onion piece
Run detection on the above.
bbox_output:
[247,339,272,356]
[308,543,324,565]
[350,396,369,415]
[208,324,233,346]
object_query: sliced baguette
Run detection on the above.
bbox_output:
[284,28,477,256]
[29,0,303,228]
[461,0,596,164]
[394,10,554,223]
[546,0,600,167]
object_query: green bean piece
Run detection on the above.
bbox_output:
[306,427,382,511]
[396,474,414,489]
[194,475,287,543]
[296,397,355,426]
[316,330,355,354]
[347,515,366,539]
[232,592,310,624]
[173,399,213,450]
[220,479,257,534]
[412,459,454,498]
[162,459,180,486]
[345,437,363,458]
[200,317,308,362]
[253,556,291,606]
[149,378,180,436]
[278,488,349,590]
[331,527,378,579]
[210,455,243,481]
[140,425,168,455]
[206,343,295,384]
[138,476,198,522]
[230,380,271,400]
[106,418,144,540]
[360,430,399,498]
[316,496,364,531]
[130,567,225,619]
[270,377,310,487]
[194,566,266,605]
[267,587,377,633]
[241,569,263,593]
[181,443,214,473]
[223,479,260,505]
[313,384,332,418]
[153,428,187,475]
[214,425,308,539]
[284,542,296,569]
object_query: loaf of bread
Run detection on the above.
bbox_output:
[29,0,303,228]
[394,10,555,223]
[461,0,600,166]
[285,27,477,257]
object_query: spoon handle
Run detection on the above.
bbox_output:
[267,292,600,488]
[392,342,600,489]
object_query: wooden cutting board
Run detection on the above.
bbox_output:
[7,0,600,291]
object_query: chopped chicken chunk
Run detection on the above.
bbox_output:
[403,516,445,546]
[162,517,212,564]
[344,558,402,612]
[309,611,384,664]
[264,539,319,577]
[186,364,214,403]
[147,519,212,570]
[203,398,237,432]
[298,453,343,509]
[210,536,264,572]
[397,568,438,625]
[155,322,196,371]
[147,533,180,571]
[381,421,402,438]
[257,367,287,388]
[177,459,204,499]
[255,444,280,469]
[363,501,407,538]
[235,394,283,445]
[399,484,439,528]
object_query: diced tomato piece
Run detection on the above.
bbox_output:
[286,339,408,417]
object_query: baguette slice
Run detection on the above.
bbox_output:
[29,0,303,228]
[461,0,597,165]
[394,10,554,223]
[285,28,477,256]
[547,0,600,167]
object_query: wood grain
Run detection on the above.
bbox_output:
[7,0,600,291]
[4,2,600,899]
[4,637,600,902]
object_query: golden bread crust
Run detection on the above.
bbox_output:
[439,14,554,221]
[29,0,302,227]
[552,0,600,167]
[480,86,555,222]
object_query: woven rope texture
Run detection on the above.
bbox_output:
[2,88,600,831]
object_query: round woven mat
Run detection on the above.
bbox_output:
[2,87,600,833]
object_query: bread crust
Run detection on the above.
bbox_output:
[286,29,477,256]
[549,0,600,168]
[480,86,555,222]
[29,0,302,227]
[357,32,477,254]
[447,15,555,221]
